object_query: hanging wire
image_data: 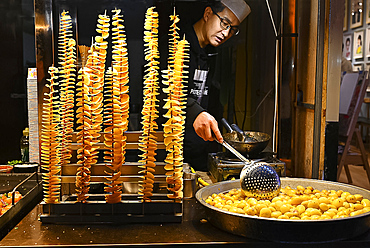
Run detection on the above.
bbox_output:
[265,0,280,155]
[51,8,55,66]
[243,87,274,119]
[265,0,278,38]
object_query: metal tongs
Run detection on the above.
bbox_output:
[221,118,244,141]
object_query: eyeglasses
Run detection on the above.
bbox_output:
[212,9,239,36]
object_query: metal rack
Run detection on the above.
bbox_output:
[40,131,184,224]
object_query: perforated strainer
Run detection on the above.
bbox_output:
[216,139,281,200]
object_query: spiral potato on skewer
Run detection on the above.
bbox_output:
[75,68,93,203]
[103,68,122,203]
[41,66,61,204]
[162,10,189,200]
[75,12,110,203]
[102,9,130,204]
[90,11,109,153]
[138,7,160,202]
[166,9,181,72]
[58,10,76,167]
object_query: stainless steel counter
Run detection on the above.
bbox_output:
[1,198,370,248]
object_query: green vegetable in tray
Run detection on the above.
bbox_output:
[7,160,22,165]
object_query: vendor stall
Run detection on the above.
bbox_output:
[0,195,370,247]
[2,0,370,247]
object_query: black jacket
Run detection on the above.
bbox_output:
[182,25,222,171]
[184,25,218,126]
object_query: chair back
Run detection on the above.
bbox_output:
[339,71,369,137]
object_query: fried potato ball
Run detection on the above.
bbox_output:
[206,186,370,220]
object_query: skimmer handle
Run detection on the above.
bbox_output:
[215,138,249,163]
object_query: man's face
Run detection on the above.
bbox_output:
[205,7,240,47]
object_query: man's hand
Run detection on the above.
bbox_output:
[193,112,223,143]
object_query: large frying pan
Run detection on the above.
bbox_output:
[196,178,370,243]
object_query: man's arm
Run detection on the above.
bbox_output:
[187,97,223,142]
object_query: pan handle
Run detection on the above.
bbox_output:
[221,118,233,133]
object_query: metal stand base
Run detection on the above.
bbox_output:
[40,195,182,224]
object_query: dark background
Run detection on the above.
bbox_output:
[0,0,207,163]
[0,0,279,164]
[0,0,35,164]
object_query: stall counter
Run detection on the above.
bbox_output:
[1,199,370,248]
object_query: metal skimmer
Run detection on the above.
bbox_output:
[216,139,281,200]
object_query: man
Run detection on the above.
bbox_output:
[182,0,251,171]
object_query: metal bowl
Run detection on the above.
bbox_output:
[195,178,370,243]
[223,131,271,156]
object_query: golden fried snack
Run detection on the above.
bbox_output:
[138,7,160,202]
[41,66,61,204]
[75,70,93,203]
[74,11,110,203]
[58,10,76,167]
[206,186,370,220]
[102,8,130,204]
[161,9,189,201]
